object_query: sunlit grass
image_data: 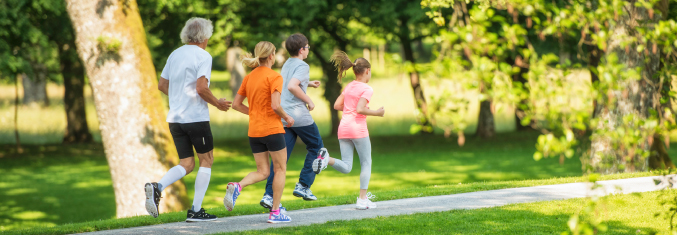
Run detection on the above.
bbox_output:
[223,190,673,235]
[2,131,675,234]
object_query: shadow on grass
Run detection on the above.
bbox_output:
[0,144,115,231]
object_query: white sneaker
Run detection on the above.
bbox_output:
[356,193,377,210]
[312,148,330,174]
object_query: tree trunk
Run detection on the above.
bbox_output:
[22,68,49,106]
[398,31,433,134]
[313,48,342,137]
[61,41,93,144]
[476,100,495,138]
[647,0,673,170]
[14,75,22,154]
[589,2,660,174]
[587,44,601,118]
[65,0,189,217]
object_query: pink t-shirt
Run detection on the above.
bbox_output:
[337,81,374,139]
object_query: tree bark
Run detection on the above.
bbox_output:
[61,40,93,144]
[476,100,495,138]
[22,68,49,106]
[589,2,660,174]
[65,0,189,217]
[398,26,433,134]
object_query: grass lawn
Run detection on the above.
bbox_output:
[1,132,672,234]
[221,190,674,235]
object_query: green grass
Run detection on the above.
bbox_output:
[221,190,673,235]
[1,132,673,234]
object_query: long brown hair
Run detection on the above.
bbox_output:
[241,41,276,68]
[330,51,371,83]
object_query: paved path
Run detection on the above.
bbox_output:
[84,176,664,235]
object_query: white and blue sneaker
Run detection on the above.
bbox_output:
[312,148,330,174]
[267,212,292,223]
[292,182,317,201]
[260,194,273,209]
[260,194,287,213]
[356,192,377,210]
[223,182,241,211]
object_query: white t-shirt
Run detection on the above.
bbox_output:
[161,45,212,123]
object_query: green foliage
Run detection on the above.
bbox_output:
[421,0,677,173]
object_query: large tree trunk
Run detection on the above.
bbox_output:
[22,68,49,106]
[313,48,342,137]
[61,40,93,144]
[589,2,660,174]
[398,27,433,134]
[65,0,189,217]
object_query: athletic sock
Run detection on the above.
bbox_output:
[192,167,212,211]
[270,209,280,215]
[158,165,187,191]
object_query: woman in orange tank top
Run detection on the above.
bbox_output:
[223,41,294,223]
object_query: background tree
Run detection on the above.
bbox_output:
[422,0,677,173]
[65,0,188,217]
[354,0,440,135]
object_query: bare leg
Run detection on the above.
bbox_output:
[239,152,271,188]
[269,148,287,211]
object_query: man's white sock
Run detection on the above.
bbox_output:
[192,167,212,211]
[158,165,187,191]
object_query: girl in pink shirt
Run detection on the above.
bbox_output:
[312,51,385,210]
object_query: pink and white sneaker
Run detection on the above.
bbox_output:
[312,148,329,174]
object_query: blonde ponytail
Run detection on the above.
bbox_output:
[241,41,276,68]
[330,51,371,83]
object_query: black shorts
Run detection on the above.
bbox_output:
[249,133,286,153]
[169,122,214,159]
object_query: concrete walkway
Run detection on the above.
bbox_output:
[84,176,663,235]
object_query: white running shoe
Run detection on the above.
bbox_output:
[356,192,377,210]
[312,148,330,174]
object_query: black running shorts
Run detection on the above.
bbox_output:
[248,133,286,153]
[169,122,214,159]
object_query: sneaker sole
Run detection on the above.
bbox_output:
[223,184,236,211]
[260,200,272,209]
[144,183,159,218]
[356,205,369,210]
[293,190,317,201]
[186,217,217,222]
[267,219,292,224]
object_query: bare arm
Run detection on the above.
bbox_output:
[334,94,345,111]
[356,98,384,117]
[232,94,249,115]
[272,91,294,127]
[158,77,169,95]
[197,76,231,111]
[288,78,315,111]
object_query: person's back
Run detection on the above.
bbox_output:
[238,66,285,137]
[280,58,313,126]
[163,45,213,123]
[338,80,373,139]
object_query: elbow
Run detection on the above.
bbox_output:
[334,104,342,111]
[196,87,209,97]
[157,85,162,92]
[271,103,281,112]
[356,108,367,115]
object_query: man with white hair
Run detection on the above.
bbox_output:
[144,17,231,222]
